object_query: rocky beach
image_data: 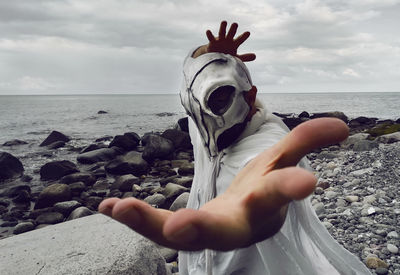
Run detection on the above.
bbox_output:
[1,111,400,275]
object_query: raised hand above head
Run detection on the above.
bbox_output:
[192,21,256,62]
[99,118,349,251]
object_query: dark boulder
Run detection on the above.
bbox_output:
[109,132,140,151]
[97,110,108,114]
[2,139,28,146]
[177,117,189,132]
[105,151,149,177]
[40,160,79,181]
[310,111,349,123]
[298,111,310,118]
[80,143,106,154]
[77,148,120,164]
[349,116,377,126]
[161,129,192,150]
[35,183,72,209]
[40,131,70,147]
[142,135,174,162]
[60,172,96,186]
[0,152,24,182]
[282,117,309,130]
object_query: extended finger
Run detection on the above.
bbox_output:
[206,30,216,43]
[226,22,238,40]
[268,118,349,169]
[218,21,227,38]
[234,31,250,46]
[107,198,173,247]
[237,53,256,62]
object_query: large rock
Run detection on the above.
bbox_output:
[105,151,149,176]
[77,148,120,164]
[161,129,192,150]
[0,214,170,275]
[0,152,24,182]
[35,183,72,209]
[109,132,140,151]
[40,131,70,147]
[142,134,174,162]
[40,160,79,181]
[310,111,349,123]
[176,117,189,132]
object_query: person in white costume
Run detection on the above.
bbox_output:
[99,21,371,275]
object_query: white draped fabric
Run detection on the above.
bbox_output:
[178,101,371,275]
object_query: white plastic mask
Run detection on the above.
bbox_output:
[180,52,253,157]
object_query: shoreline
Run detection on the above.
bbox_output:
[1,111,400,274]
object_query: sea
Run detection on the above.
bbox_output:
[0,92,399,188]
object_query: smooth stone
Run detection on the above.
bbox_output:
[47,141,66,149]
[111,174,140,192]
[35,184,72,209]
[77,148,119,164]
[60,172,96,186]
[35,212,64,224]
[92,179,111,190]
[387,244,399,254]
[375,267,389,275]
[144,193,166,207]
[105,151,149,176]
[345,195,359,203]
[0,214,170,275]
[387,231,399,238]
[162,183,189,200]
[66,206,93,221]
[53,201,82,216]
[169,192,189,212]
[13,222,35,234]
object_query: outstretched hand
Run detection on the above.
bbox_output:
[192,21,256,62]
[99,118,349,251]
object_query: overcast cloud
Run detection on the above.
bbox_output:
[0,0,399,94]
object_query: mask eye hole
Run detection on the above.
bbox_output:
[208,85,235,115]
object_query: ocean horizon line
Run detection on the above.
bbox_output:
[0,91,399,96]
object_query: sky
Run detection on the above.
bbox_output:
[0,0,399,95]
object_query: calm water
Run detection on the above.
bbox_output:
[1,92,399,145]
[0,92,399,180]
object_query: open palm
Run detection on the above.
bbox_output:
[99,118,348,251]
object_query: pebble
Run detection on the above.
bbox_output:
[387,244,399,254]
[345,195,359,203]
